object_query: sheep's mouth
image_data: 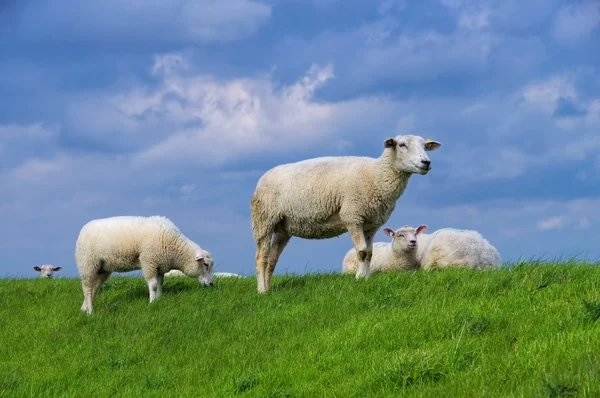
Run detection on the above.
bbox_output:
[413,163,431,173]
[406,244,417,250]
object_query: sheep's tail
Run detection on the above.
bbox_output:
[250,195,264,242]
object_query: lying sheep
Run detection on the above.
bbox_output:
[342,225,427,274]
[75,215,214,314]
[33,264,62,278]
[417,228,502,270]
[165,270,243,278]
[251,134,441,292]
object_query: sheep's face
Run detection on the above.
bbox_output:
[33,265,62,278]
[384,225,428,254]
[195,251,214,287]
[384,135,441,175]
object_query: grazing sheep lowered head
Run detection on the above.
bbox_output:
[34,265,62,278]
[75,215,215,314]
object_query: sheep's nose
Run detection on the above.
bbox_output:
[421,159,431,167]
[410,240,416,244]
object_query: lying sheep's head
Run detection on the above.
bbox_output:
[384,225,428,254]
[384,135,441,175]
[33,265,62,278]
[195,250,214,287]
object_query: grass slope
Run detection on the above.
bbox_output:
[2,263,600,397]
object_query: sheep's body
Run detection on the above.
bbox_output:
[165,270,243,278]
[251,135,440,292]
[417,228,502,270]
[342,225,427,274]
[75,215,214,314]
[343,242,415,273]
[33,264,62,278]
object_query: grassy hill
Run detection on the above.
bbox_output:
[2,262,600,397]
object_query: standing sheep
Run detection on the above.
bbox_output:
[417,228,502,270]
[33,265,62,278]
[342,225,427,274]
[75,215,214,314]
[250,134,441,293]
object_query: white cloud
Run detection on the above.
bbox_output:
[361,30,495,82]
[0,123,58,141]
[0,123,59,153]
[394,113,415,135]
[577,218,591,230]
[537,216,567,231]
[458,10,490,30]
[16,0,272,44]
[377,0,407,15]
[519,75,576,112]
[553,0,600,44]
[77,56,397,167]
[439,0,462,8]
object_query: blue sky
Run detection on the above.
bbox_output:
[2,0,600,278]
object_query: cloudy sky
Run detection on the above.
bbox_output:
[2,0,600,278]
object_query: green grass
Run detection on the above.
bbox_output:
[2,262,600,397]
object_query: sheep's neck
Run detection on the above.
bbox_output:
[374,151,411,202]
[161,229,193,270]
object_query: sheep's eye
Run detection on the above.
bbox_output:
[398,234,404,237]
[398,143,407,148]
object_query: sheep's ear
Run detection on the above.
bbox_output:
[424,139,441,151]
[416,225,428,235]
[383,228,395,237]
[53,267,62,271]
[33,266,41,271]
[384,138,397,148]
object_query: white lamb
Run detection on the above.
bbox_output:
[165,270,243,278]
[250,134,441,292]
[342,225,428,274]
[33,264,62,278]
[417,228,502,270]
[75,215,214,314]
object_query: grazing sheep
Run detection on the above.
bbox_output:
[75,215,214,314]
[417,228,502,270]
[165,270,243,278]
[250,134,441,292]
[33,265,62,278]
[342,225,428,274]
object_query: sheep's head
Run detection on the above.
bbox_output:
[383,225,428,254]
[195,250,214,287]
[384,135,441,175]
[33,265,62,278]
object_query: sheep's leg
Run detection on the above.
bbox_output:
[255,236,271,294]
[80,277,95,314]
[156,273,164,299]
[140,265,162,303]
[146,275,161,303]
[80,271,111,314]
[266,230,291,291]
[251,197,274,294]
[348,225,373,279]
